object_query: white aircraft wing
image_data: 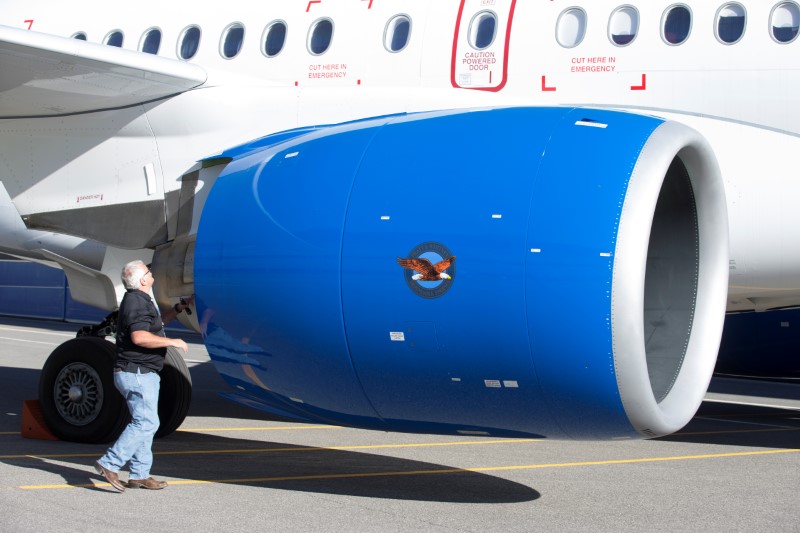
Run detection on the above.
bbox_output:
[0,24,207,118]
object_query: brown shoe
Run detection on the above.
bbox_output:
[94,461,125,492]
[127,477,167,490]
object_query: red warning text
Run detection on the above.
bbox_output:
[462,51,496,71]
[308,63,348,79]
[570,56,616,73]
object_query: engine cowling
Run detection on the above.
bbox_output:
[195,107,728,439]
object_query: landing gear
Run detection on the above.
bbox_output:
[39,337,126,443]
[38,336,192,444]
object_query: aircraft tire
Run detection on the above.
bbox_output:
[38,337,128,444]
[155,346,192,438]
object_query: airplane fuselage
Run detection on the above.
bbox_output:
[2,0,798,312]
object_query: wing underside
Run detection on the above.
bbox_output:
[0,24,207,118]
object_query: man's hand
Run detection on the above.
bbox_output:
[171,338,189,353]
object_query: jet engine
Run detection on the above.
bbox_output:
[195,107,728,439]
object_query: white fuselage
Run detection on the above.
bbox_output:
[1,0,799,312]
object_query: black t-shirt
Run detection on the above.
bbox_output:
[115,289,167,372]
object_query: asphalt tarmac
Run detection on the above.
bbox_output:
[1,317,798,532]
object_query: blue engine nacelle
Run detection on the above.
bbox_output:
[195,107,729,439]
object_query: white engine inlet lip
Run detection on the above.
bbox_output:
[612,121,729,438]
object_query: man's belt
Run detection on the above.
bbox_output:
[116,361,158,374]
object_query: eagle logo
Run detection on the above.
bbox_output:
[397,242,456,298]
[397,257,456,281]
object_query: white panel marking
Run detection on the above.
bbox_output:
[492,214,502,219]
[144,163,156,196]
[503,380,519,388]
[484,379,501,388]
[531,248,541,253]
[285,152,299,158]
[390,332,405,341]
[600,252,612,257]
[575,120,608,129]
[380,216,391,220]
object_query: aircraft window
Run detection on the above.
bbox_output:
[771,2,800,43]
[178,25,202,60]
[384,14,412,52]
[609,6,639,46]
[262,20,287,57]
[556,7,587,48]
[662,5,692,45]
[716,4,746,44]
[71,32,87,41]
[221,23,245,59]
[308,18,334,55]
[468,11,497,50]
[140,28,162,55]
[104,30,124,48]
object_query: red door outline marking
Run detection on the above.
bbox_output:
[450,0,517,92]
[631,73,647,91]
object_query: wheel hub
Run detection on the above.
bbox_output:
[53,362,105,426]
[68,385,84,403]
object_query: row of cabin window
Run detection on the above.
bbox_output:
[70,16,412,60]
[70,2,800,62]
[554,2,800,48]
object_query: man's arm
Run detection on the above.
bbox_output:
[131,330,189,353]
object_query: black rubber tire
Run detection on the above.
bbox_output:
[39,339,193,443]
[155,346,192,438]
[38,337,128,444]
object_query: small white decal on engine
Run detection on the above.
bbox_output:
[484,379,501,388]
[390,332,405,341]
[503,380,519,388]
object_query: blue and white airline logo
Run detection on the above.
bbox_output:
[396,242,457,299]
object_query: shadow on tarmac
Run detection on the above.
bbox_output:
[2,430,541,503]
[658,399,800,449]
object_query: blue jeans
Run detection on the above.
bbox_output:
[97,369,160,480]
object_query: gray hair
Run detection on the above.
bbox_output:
[121,260,147,289]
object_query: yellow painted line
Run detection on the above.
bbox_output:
[176,425,339,432]
[0,439,539,460]
[0,424,336,439]
[18,448,800,490]
[154,439,541,456]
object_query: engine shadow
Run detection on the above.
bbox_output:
[2,431,541,503]
[658,400,800,449]
[707,375,800,402]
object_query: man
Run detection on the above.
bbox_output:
[94,260,190,492]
